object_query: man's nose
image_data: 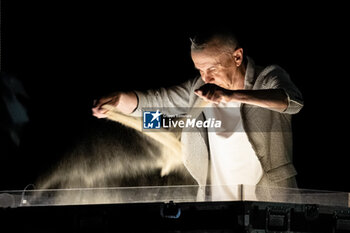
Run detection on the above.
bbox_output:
[201,74,213,83]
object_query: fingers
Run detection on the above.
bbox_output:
[92,94,120,118]
[195,90,220,104]
[92,98,109,118]
[92,106,108,118]
[195,84,221,104]
[194,84,234,104]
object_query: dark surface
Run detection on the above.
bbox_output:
[1,2,349,192]
[1,201,244,233]
[1,200,350,232]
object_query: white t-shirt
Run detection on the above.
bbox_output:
[203,102,263,201]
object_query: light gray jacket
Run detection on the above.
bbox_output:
[132,57,304,187]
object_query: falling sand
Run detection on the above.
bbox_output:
[102,97,208,177]
[103,105,182,177]
[31,98,208,205]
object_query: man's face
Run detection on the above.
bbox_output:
[191,46,240,90]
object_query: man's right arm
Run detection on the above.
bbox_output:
[92,91,138,118]
[92,77,199,118]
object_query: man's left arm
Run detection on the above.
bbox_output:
[227,89,291,112]
[195,66,304,114]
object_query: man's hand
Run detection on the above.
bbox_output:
[92,91,138,118]
[194,84,234,104]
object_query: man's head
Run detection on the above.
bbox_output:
[190,30,245,90]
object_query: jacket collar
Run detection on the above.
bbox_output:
[244,56,256,90]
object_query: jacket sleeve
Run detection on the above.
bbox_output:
[260,65,304,114]
[130,78,198,117]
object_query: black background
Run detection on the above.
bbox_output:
[1,2,349,192]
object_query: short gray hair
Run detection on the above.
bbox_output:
[190,30,240,53]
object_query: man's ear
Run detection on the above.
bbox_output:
[232,48,244,67]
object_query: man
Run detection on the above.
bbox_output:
[92,30,303,200]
